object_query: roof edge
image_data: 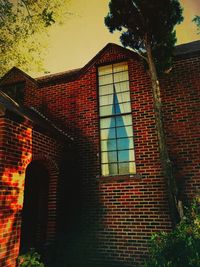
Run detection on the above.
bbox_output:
[2,41,200,87]
[37,43,138,86]
[78,43,137,77]
[174,40,200,59]
[0,90,72,141]
[0,67,38,86]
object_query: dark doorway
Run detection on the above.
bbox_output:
[20,161,49,253]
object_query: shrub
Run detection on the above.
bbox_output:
[145,197,200,267]
[18,249,45,267]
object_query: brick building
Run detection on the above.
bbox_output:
[0,41,199,267]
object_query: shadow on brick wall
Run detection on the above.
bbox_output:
[47,128,102,267]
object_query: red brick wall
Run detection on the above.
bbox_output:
[161,54,200,203]
[0,116,62,267]
[1,45,199,267]
[94,48,172,266]
[22,46,172,266]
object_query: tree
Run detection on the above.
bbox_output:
[193,16,200,34]
[105,0,183,226]
[0,0,70,77]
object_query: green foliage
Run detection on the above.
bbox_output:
[105,0,183,73]
[0,0,70,77]
[18,249,45,267]
[145,197,200,267]
[193,16,200,34]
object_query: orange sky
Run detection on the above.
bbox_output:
[39,0,200,76]
[176,0,200,43]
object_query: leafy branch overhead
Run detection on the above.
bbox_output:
[193,15,200,34]
[105,0,183,73]
[0,0,71,77]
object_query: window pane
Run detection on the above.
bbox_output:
[102,164,109,176]
[129,149,135,161]
[99,84,113,96]
[99,74,113,86]
[115,81,129,93]
[118,162,136,174]
[99,105,113,116]
[114,71,129,83]
[117,125,133,138]
[113,62,128,72]
[117,137,134,150]
[118,149,135,162]
[116,115,132,127]
[102,163,118,176]
[115,102,131,114]
[108,163,118,175]
[115,92,130,103]
[99,94,113,106]
[101,151,117,163]
[118,150,129,162]
[101,139,117,151]
[129,162,136,174]
[100,117,115,129]
[116,126,127,138]
[118,162,129,174]
[108,151,117,162]
[101,128,116,140]
[99,64,112,75]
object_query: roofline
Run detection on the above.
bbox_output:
[36,41,200,86]
[0,90,73,141]
[37,43,139,86]
[78,43,138,74]
[0,67,38,86]
[36,68,81,86]
[174,49,200,60]
[174,40,200,59]
[1,41,200,87]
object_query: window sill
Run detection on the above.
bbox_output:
[98,173,142,183]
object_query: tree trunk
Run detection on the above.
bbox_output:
[145,40,181,227]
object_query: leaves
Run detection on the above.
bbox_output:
[0,0,71,77]
[145,197,200,267]
[105,0,183,73]
[193,16,200,34]
[18,249,45,267]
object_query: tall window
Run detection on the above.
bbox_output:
[98,62,136,176]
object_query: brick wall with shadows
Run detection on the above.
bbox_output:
[50,126,102,267]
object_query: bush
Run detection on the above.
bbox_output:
[18,249,45,267]
[145,197,200,267]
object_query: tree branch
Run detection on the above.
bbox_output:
[132,48,148,62]
[20,0,32,18]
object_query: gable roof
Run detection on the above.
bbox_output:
[36,43,138,86]
[35,41,200,86]
[0,67,38,86]
[1,41,200,87]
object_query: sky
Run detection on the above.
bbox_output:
[39,0,200,76]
